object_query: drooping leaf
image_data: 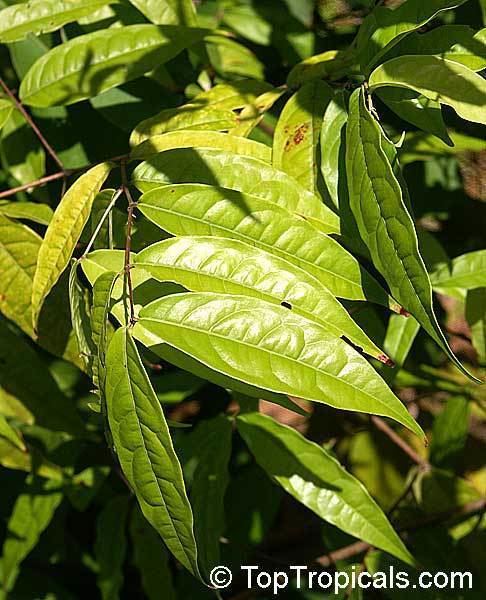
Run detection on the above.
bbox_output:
[0,414,25,451]
[131,130,271,162]
[95,495,130,600]
[430,396,470,470]
[31,162,111,328]
[0,477,63,595]
[466,288,486,365]
[69,260,95,372]
[135,236,390,363]
[131,79,271,146]
[135,292,424,436]
[273,80,333,193]
[346,88,478,382]
[0,0,117,43]
[368,56,486,126]
[104,327,200,578]
[128,0,196,25]
[133,149,340,235]
[183,416,232,577]
[356,0,468,72]
[320,92,347,209]
[0,201,53,226]
[91,270,118,392]
[138,184,395,307]
[237,412,414,565]
[19,25,208,107]
[431,250,486,290]
[130,507,176,600]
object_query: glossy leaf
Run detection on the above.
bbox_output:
[128,0,196,26]
[130,507,176,600]
[0,0,116,43]
[237,412,414,565]
[320,92,347,209]
[466,288,486,365]
[273,80,333,193]
[0,414,25,451]
[346,89,478,383]
[131,130,271,162]
[105,327,200,578]
[136,293,423,436]
[186,416,232,577]
[95,495,130,600]
[368,56,486,126]
[31,162,111,328]
[431,250,486,290]
[136,236,389,362]
[19,25,208,107]
[138,184,393,306]
[0,201,53,226]
[133,149,340,235]
[131,79,271,146]
[1,477,63,594]
[356,0,467,72]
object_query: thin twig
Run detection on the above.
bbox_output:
[0,77,64,170]
[371,416,428,466]
[121,160,137,326]
[83,187,123,257]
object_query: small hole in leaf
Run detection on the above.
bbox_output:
[281,301,292,310]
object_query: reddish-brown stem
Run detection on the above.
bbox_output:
[0,77,64,170]
[0,171,67,199]
[371,416,428,466]
[121,160,137,326]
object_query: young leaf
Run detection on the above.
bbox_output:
[184,416,232,577]
[135,236,390,363]
[138,184,394,307]
[133,148,340,235]
[356,0,467,72]
[130,507,176,600]
[19,25,208,107]
[237,412,414,565]
[466,288,486,365]
[128,0,196,25]
[368,56,486,126]
[131,130,271,162]
[1,477,63,595]
[104,327,200,578]
[31,162,111,328]
[273,80,333,193]
[0,201,53,226]
[135,292,423,437]
[346,89,479,383]
[431,250,486,290]
[95,495,130,600]
[0,0,116,43]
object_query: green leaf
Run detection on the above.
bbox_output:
[105,327,200,578]
[356,0,467,72]
[0,414,25,451]
[383,314,420,373]
[31,162,111,328]
[95,495,130,600]
[287,49,356,88]
[237,412,414,565]
[131,130,271,162]
[346,89,478,383]
[135,236,390,363]
[430,396,470,470]
[135,293,424,436]
[389,25,486,72]
[229,86,285,138]
[133,149,340,235]
[138,184,396,306]
[130,507,176,600]
[369,56,486,126]
[273,80,333,193]
[0,98,13,131]
[0,0,117,43]
[0,477,63,595]
[185,416,232,577]
[131,79,272,146]
[205,34,264,80]
[0,437,62,479]
[128,0,196,25]
[431,250,486,290]
[69,260,95,372]
[466,288,486,365]
[221,3,272,45]
[19,25,208,107]
[320,92,347,209]
[0,201,53,226]
[399,130,486,164]
[377,88,452,146]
